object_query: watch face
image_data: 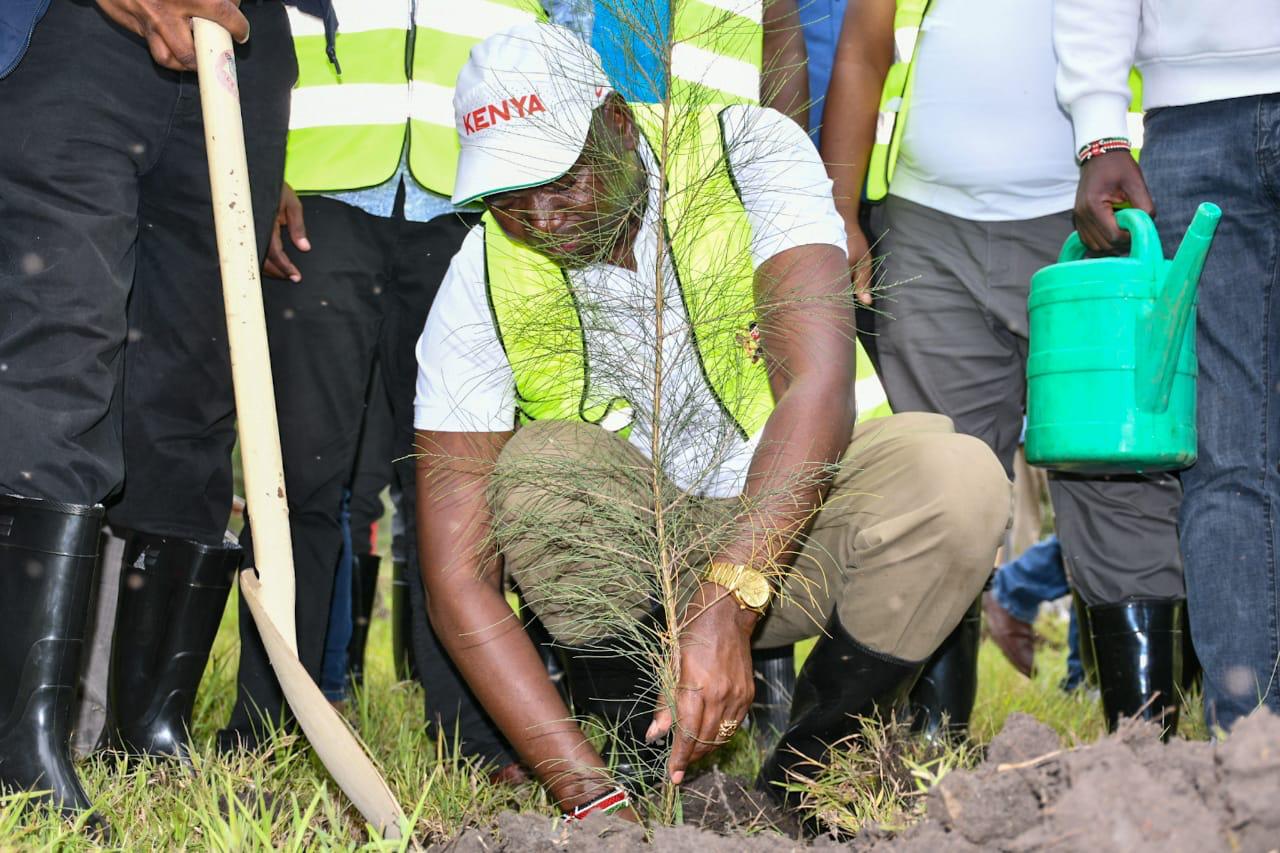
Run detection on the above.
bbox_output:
[738,569,771,609]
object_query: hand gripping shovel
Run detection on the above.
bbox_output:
[192,18,406,839]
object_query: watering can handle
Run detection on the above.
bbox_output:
[1057,209,1163,280]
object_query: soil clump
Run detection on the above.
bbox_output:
[427,710,1280,852]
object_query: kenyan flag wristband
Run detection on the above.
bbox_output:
[1076,137,1132,165]
[563,786,630,823]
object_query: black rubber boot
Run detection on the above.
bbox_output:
[107,532,238,760]
[749,645,796,749]
[390,560,415,682]
[1073,590,1099,687]
[521,605,569,704]
[908,595,981,740]
[1181,605,1202,695]
[1089,598,1184,739]
[0,496,107,828]
[561,640,665,795]
[347,553,380,689]
[758,611,922,812]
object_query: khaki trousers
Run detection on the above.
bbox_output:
[492,412,1010,663]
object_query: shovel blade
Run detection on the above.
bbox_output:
[240,569,406,839]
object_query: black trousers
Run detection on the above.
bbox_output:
[224,195,515,767]
[0,0,294,543]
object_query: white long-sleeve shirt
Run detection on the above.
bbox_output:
[1054,0,1280,150]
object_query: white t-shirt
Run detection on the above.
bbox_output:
[414,105,847,498]
[889,0,1078,221]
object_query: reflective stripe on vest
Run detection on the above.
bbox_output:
[670,0,763,106]
[286,0,545,195]
[285,0,411,193]
[855,340,891,422]
[865,1,1144,202]
[408,0,547,196]
[864,0,929,202]
[483,105,773,439]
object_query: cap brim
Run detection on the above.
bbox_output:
[450,102,595,206]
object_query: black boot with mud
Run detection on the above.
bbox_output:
[1089,598,1184,739]
[749,645,796,750]
[347,553,380,689]
[390,560,416,682]
[908,595,981,741]
[0,495,109,836]
[108,532,239,761]
[757,610,923,823]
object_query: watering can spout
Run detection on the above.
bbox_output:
[1166,204,1222,298]
[1138,203,1222,412]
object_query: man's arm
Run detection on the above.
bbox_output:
[415,429,621,812]
[761,0,810,128]
[818,0,894,302]
[1054,0,1152,251]
[651,241,856,782]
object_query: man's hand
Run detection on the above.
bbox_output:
[647,583,757,785]
[263,183,311,282]
[95,0,249,71]
[1075,150,1155,252]
[847,222,874,305]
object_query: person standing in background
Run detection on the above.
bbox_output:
[1055,0,1280,732]
[822,0,1187,738]
[0,0,302,828]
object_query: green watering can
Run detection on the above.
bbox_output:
[1025,203,1221,473]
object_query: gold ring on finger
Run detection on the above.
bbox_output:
[716,719,740,740]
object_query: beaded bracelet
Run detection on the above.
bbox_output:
[563,786,630,824]
[1076,137,1132,166]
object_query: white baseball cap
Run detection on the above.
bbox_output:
[450,22,613,206]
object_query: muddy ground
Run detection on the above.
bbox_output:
[429,710,1280,852]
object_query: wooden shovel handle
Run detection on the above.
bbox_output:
[192,19,406,839]
[191,17,297,648]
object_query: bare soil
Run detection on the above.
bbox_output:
[428,710,1280,852]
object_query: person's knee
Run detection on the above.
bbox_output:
[928,433,1011,568]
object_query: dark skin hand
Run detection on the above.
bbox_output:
[263,183,311,282]
[420,98,855,801]
[95,0,250,71]
[819,0,894,304]
[1074,149,1156,252]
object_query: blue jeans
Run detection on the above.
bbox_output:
[1143,94,1280,729]
[992,536,1082,686]
[320,492,354,702]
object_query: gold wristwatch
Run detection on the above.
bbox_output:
[702,561,771,615]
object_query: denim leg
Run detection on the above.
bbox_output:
[1142,95,1280,730]
[320,492,355,702]
[993,536,1069,624]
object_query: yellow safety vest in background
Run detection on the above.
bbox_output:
[864,0,1144,202]
[285,0,546,196]
[671,0,763,106]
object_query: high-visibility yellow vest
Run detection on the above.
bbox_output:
[284,0,546,196]
[670,0,763,106]
[483,105,774,439]
[864,0,1144,202]
[855,340,891,422]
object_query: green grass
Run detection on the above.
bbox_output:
[0,578,1205,850]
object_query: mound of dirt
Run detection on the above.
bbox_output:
[858,710,1280,853]
[428,710,1280,852]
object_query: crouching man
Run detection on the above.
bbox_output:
[413,22,1009,820]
